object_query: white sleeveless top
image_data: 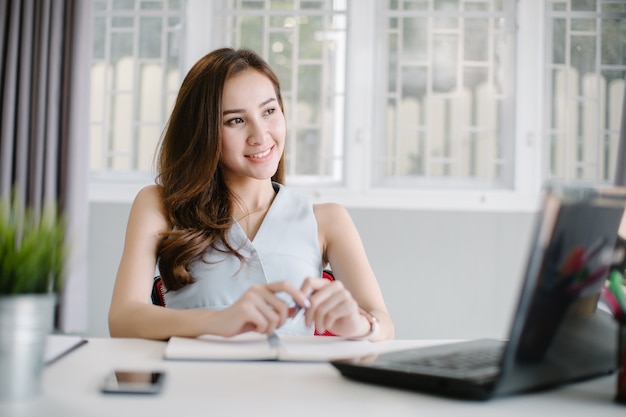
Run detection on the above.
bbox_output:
[163,183,323,335]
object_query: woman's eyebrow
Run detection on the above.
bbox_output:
[222,97,276,116]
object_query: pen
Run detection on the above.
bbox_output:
[608,270,626,315]
[288,296,311,326]
[601,287,625,322]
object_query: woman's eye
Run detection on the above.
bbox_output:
[226,117,244,126]
[264,108,275,116]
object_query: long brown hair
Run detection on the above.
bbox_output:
[156,48,285,291]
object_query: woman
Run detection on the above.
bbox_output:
[108,48,394,341]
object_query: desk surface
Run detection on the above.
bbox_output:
[1,337,624,417]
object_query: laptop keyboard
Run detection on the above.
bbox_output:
[409,346,503,370]
[391,344,505,381]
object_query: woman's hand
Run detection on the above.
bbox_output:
[299,277,371,339]
[212,281,309,337]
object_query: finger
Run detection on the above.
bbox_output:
[299,276,330,298]
[311,291,354,332]
[266,281,310,310]
[239,288,287,333]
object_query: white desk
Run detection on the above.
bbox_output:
[1,337,624,417]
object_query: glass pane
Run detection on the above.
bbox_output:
[90,125,104,170]
[575,99,598,180]
[435,0,459,12]
[398,129,422,175]
[298,65,322,124]
[388,33,398,92]
[403,0,428,11]
[603,133,618,181]
[571,0,596,11]
[168,0,182,10]
[552,18,566,64]
[269,31,293,90]
[434,16,458,29]
[299,16,325,60]
[603,2,626,13]
[402,18,427,61]
[602,19,626,66]
[94,0,107,12]
[137,125,161,171]
[139,17,162,58]
[237,16,263,55]
[140,1,163,10]
[464,67,488,96]
[112,17,133,28]
[466,2,489,12]
[301,1,324,10]
[110,92,133,170]
[270,0,292,10]
[138,64,163,123]
[113,0,135,10]
[295,128,321,175]
[240,0,264,10]
[111,32,133,66]
[571,35,596,76]
[549,132,567,179]
[90,63,106,122]
[93,17,106,59]
[571,18,595,31]
[551,69,564,130]
[464,19,489,61]
[401,66,427,107]
[433,35,458,92]
[604,70,626,131]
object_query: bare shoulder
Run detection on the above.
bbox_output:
[134,184,162,204]
[313,202,357,242]
[313,202,351,226]
[129,185,169,231]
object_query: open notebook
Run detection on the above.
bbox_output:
[164,333,434,362]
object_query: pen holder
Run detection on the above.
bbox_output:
[617,323,626,404]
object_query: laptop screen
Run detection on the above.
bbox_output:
[497,184,626,395]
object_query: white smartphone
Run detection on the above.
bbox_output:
[100,370,166,395]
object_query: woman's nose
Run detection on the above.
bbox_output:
[247,118,268,145]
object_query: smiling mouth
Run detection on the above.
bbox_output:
[247,147,273,159]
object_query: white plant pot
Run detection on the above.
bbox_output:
[0,294,55,402]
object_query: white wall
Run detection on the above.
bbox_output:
[86,202,536,340]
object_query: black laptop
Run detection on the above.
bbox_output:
[332,184,626,400]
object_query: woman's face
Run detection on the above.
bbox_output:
[220,69,286,182]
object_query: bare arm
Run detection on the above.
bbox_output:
[108,185,309,340]
[301,203,395,341]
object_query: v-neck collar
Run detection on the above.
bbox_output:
[232,182,282,244]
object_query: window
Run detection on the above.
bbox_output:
[212,0,348,184]
[544,0,626,182]
[375,1,516,189]
[89,0,626,209]
[91,0,185,182]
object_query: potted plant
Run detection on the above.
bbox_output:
[0,192,67,402]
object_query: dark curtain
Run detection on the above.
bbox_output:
[0,0,91,332]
